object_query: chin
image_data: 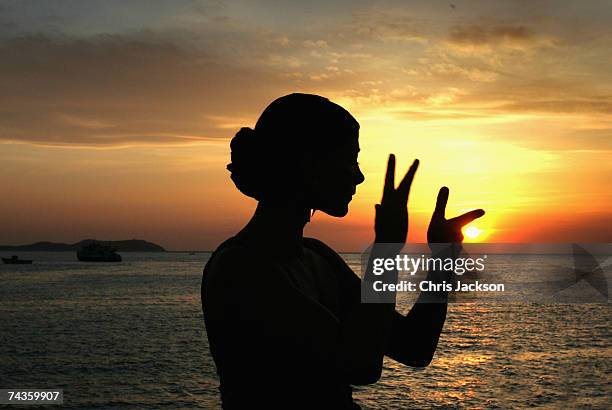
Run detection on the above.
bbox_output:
[320,203,350,218]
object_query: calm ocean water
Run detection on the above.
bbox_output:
[0,252,609,409]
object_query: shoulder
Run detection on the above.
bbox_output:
[212,238,252,263]
[302,237,357,278]
[203,236,291,290]
[203,238,258,289]
[207,237,251,268]
[302,237,341,259]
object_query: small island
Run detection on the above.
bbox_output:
[0,239,165,252]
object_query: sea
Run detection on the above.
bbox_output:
[0,252,610,409]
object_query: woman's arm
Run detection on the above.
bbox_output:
[307,238,449,370]
[307,169,484,372]
[385,186,484,367]
[339,155,420,382]
[384,258,450,367]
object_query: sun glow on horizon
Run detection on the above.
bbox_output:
[464,226,481,240]
[0,1,610,250]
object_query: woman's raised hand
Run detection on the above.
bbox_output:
[375,154,419,244]
[427,186,485,250]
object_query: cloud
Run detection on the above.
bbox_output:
[0,33,293,146]
[497,98,612,115]
[302,39,328,49]
[509,128,612,152]
[445,23,556,53]
[344,11,426,43]
[426,63,499,82]
[449,24,532,45]
[394,110,490,121]
[1,2,611,150]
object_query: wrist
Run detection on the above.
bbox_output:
[370,241,404,262]
[429,243,462,258]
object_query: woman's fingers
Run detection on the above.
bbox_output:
[382,155,420,205]
[398,159,419,199]
[448,209,485,227]
[432,186,449,220]
[382,153,396,203]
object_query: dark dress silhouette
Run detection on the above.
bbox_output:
[201,93,484,409]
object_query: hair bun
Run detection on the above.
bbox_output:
[227,127,263,199]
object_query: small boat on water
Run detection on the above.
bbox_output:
[2,255,33,264]
[77,241,122,262]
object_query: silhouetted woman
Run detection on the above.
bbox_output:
[201,93,484,409]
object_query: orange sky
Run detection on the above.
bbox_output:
[0,1,611,251]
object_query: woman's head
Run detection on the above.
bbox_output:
[227,93,364,217]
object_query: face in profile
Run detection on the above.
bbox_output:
[307,133,365,217]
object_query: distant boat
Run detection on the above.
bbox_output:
[77,241,122,262]
[2,255,33,264]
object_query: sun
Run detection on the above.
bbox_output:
[464,226,481,239]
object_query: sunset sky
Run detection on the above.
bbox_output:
[1,0,611,251]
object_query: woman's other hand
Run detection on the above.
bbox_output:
[374,154,419,245]
[427,186,484,253]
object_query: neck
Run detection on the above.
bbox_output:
[238,199,312,254]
